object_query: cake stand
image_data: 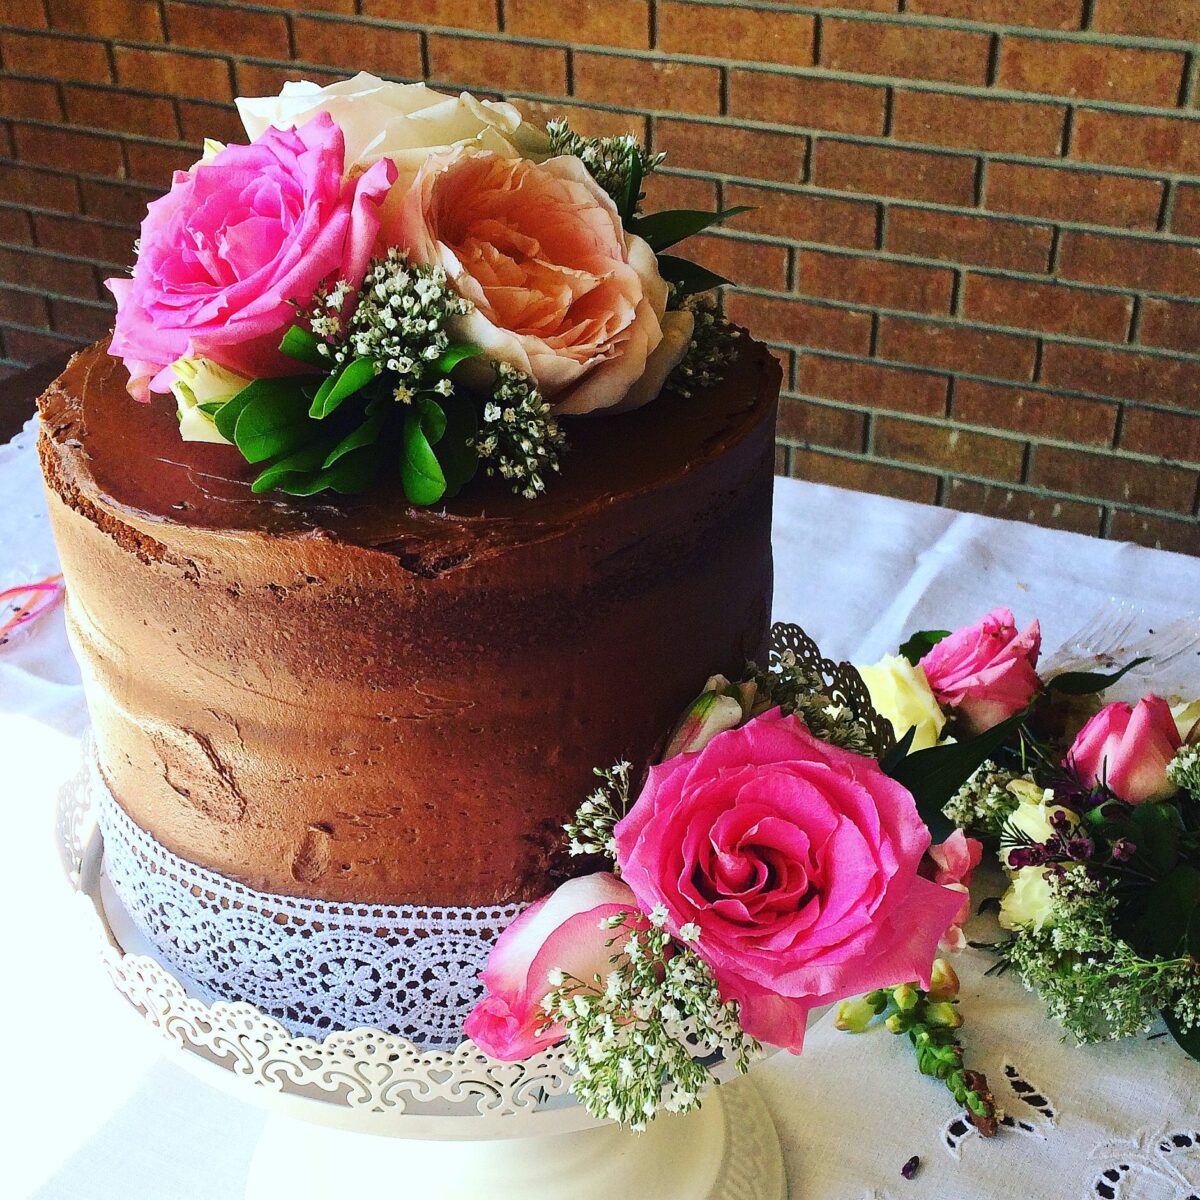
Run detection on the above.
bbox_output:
[56,756,793,1200]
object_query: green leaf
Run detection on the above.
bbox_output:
[400,397,447,506]
[631,206,752,252]
[230,379,314,464]
[435,396,479,499]
[879,724,917,776]
[1047,656,1151,696]
[279,325,327,369]
[1143,865,1200,959]
[275,445,381,496]
[432,343,483,374]
[309,356,379,420]
[213,378,279,443]
[888,706,1032,842]
[899,629,951,667]
[251,443,330,494]
[656,254,731,296]
[1130,801,1184,878]
[322,411,385,469]
[1163,1003,1200,1063]
[620,153,643,224]
[196,400,223,416]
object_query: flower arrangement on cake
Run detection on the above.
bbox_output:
[462,627,1005,1131]
[105,74,745,502]
[845,610,1200,1071]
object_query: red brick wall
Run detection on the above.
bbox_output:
[0,0,1197,552]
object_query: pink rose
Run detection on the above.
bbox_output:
[465,872,635,1060]
[925,830,983,952]
[613,710,964,1052]
[920,608,1042,733]
[1067,695,1182,805]
[393,148,693,415]
[106,113,395,400]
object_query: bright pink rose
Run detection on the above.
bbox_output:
[925,830,983,953]
[465,872,635,1060]
[920,608,1042,734]
[1067,695,1182,805]
[106,113,395,400]
[393,148,692,415]
[613,709,964,1052]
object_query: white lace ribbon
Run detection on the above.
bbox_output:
[94,760,525,1048]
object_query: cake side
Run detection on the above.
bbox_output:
[40,337,780,906]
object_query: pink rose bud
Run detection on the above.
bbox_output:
[662,674,756,759]
[920,608,1042,734]
[465,873,636,1061]
[925,830,983,953]
[1066,695,1182,805]
[614,709,965,1054]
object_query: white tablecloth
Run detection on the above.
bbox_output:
[3,413,1199,1199]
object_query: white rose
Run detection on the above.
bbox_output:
[855,655,946,752]
[235,73,550,188]
[998,866,1060,931]
[1172,698,1200,744]
[168,357,249,444]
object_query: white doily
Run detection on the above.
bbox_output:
[92,752,525,1049]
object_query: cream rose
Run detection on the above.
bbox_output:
[998,866,1060,931]
[1000,779,1078,867]
[855,654,946,752]
[236,73,549,188]
[394,147,693,414]
[168,356,249,444]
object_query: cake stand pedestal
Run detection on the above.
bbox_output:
[57,758,787,1200]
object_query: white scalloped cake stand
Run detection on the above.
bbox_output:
[57,753,791,1200]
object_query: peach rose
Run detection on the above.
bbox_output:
[393,148,694,414]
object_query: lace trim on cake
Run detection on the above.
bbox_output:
[94,759,525,1049]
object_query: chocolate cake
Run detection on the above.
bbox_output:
[38,337,780,908]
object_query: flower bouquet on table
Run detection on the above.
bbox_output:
[105,73,744,502]
[854,609,1200,1065]
[464,627,1001,1131]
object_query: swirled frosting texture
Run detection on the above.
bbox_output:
[38,338,780,905]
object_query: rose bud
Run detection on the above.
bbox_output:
[1066,695,1182,805]
[920,609,1042,734]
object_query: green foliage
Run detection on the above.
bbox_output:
[888,705,1032,842]
[898,629,950,667]
[629,206,751,252]
[1046,656,1151,696]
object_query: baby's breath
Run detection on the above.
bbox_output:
[564,761,632,861]
[543,916,760,1129]
[943,761,1026,838]
[474,363,567,499]
[545,119,663,212]
[665,294,743,398]
[752,651,873,753]
[1003,871,1200,1043]
[296,247,473,398]
[1168,743,1200,802]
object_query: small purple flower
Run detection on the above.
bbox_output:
[1111,838,1137,863]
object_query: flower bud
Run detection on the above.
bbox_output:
[924,1001,963,1029]
[892,983,919,1011]
[835,996,877,1033]
[927,958,960,1002]
[662,677,746,759]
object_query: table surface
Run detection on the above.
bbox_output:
[3,406,1200,1200]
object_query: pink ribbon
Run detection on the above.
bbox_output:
[0,574,65,645]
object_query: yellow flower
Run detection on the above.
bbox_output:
[167,357,249,445]
[998,866,1059,931]
[855,654,946,751]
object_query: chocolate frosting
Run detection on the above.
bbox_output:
[39,338,780,905]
